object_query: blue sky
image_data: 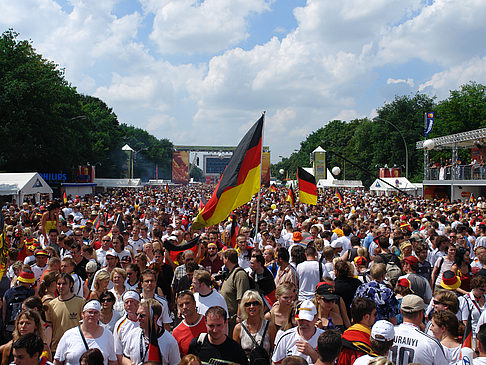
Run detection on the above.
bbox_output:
[1,0,486,163]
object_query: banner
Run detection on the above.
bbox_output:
[261,151,271,186]
[313,151,326,181]
[425,112,434,137]
[172,151,190,184]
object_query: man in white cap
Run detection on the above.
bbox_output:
[353,320,395,365]
[114,290,140,364]
[392,294,448,365]
[272,299,324,364]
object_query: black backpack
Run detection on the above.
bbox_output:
[241,321,270,365]
[6,289,31,330]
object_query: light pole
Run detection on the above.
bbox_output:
[373,117,409,179]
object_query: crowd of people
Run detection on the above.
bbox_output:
[1,185,486,365]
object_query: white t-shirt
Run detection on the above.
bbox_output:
[142,293,173,326]
[194,290,229,317]
[54,326,117,365]
[123,326,181,365]
[335,236,351,256]
[114,315,139,356]
[353,354,375,365]
[272,326,324,364]
[31,264,47,283]
[390,322,448,365]
[473,357,486,365]
[297,260,329,300]
[460,292,485,338]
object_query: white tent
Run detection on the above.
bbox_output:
[0,172,53,203]
[94,178,142,192]
[369,177,420,196]
[316,169,364,189]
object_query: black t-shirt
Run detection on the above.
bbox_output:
[74,257,89,281]
[188,335,248,365]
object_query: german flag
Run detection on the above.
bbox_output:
[63,192,67,204]
[192,115,264,229]
[470,193,475,203]
[165,184,169,193]
[147,306,163,362]
[286,185,296,207]
[460,309,474,360]
[269,184,277,192]
[228,215,239,248]
[298,167,317,205]
[92,213,101,230]
[336,189,343,205]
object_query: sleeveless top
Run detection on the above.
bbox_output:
[240,319,271,355]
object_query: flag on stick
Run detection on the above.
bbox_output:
[63,192,67,204]
[229,215,239,248]
[286,185,296,207]
[192,116,264,229]
[336,189,343,205]
[470,193,475,203]
[298,167,317,205]
[269,184,277,192]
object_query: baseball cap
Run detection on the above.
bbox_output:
[316,283,340,301]
[295,300,317,322]
[404,256,418,266]
[371,320,395,341]
[106,249,117,257]
[331,240,343,249]
[401,294,426,313]
[120,255,132,263]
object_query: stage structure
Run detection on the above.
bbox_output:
[417,127,486,200]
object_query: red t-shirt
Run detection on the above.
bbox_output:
[172,315,207,356]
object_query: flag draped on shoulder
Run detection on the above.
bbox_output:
[147,309,163,362]
[0,213,7,281]
[192,115,264,229]
[460,309,474,361]
[298,167,317,205]
[286,185,296,207]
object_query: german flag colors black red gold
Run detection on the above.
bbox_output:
[286,185,296,207]
[298,167,317,205]
[192,116,264,229]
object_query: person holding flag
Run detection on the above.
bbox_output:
[298,167,317,205]
[473,324,486,365]
[123,298,180,365]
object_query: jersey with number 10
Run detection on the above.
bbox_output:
[390,322,448,365]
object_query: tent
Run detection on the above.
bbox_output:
[94,178,142,192]
[316,169,364,189]
[0,172,53,203]
[369,177,420,196]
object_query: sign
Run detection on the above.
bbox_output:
[461,191,471,198]
[261,151,271,186]
[313,151,327,180]
[172,151,190,184]
[39,173,67,182]
[32,179,43,188]
[425,112,434,137]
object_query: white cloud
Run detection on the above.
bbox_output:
[145,0,272,54]
[387,78,414,87]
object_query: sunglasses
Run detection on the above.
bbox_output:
[433,300,444,306]
[100,298,114,303]
[244,301,261,308]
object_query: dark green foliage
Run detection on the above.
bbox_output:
[0,30,173,179]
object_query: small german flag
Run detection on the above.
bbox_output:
[460,309,474,360]
[298,167,317,205]
[470,193,475,203]
[228,215,239,248]
[63,192,67,204]
[394,196,401,203]
[165,184,169,193]
[269,184,277,192]
[192,115,264,229]
[286,185,296,207]
[336,189,343,205]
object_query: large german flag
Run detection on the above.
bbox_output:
[298,167,317,205]
[192,116,264,229]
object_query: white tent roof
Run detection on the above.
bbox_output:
[94,178,142,188]
[370,177,419,191]
[0,173,53,196]
[316,169,364,188]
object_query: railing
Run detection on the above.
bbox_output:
[425,165,486,180]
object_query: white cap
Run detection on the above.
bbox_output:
[295,300,317,322]
[371,320,395,341]
[106,249,117,257]
[331,240,343,249]
[83,300,101,312]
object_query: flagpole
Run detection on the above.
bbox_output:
[254,111,265,243]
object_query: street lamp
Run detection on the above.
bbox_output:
[373,117,409,179]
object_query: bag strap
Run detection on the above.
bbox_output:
[241,322,261,349]
[78,326,89,351]
[260,320,270,347]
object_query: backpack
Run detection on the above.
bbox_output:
[241,321,270,365]
[377,253,402,285]
[6,289,31,331]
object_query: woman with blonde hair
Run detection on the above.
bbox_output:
[265,282,295,330]
[178,354,202,365]
[108,268,127,315]
[233,290,277,362]
[0,309,49,364]
[89,270,111,300]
